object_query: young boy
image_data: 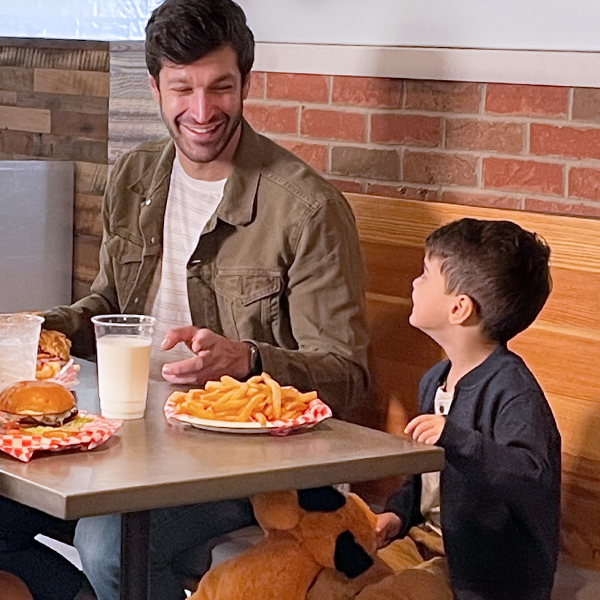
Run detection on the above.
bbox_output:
[365,218,561,600]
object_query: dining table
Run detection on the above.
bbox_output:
[0,360,444,599]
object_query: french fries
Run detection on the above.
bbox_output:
[168,373,318,424]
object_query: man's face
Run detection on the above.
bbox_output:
[149,45,249,167]
[409,255,456,333]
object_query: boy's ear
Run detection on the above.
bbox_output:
[448,294,475,325]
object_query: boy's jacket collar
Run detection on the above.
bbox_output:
[435,344,508,391]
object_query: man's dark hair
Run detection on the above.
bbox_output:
[425,218,551,344]
[145,0,255,83]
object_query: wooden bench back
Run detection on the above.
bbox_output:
[346,194,600,571]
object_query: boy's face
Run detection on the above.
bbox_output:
[409,255,457,333]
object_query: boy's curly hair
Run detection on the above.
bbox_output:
[425,218,551,344]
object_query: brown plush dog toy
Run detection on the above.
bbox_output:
[191,486,394,600]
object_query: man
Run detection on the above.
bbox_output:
[43,1,369,599]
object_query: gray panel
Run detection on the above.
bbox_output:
[0,161,74,312]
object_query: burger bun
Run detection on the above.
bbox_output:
[0,381,77,426]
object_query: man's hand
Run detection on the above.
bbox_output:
[404,414,446,445]
[375,512,401,548]
[160,326,251,385]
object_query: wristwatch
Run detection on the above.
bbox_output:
[244,341,262,377]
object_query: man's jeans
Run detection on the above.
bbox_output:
[73,498,255,600]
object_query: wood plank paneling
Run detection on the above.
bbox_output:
[74,193,103,238]
[34,68,110,98]
[17,91,108,115]
[0,67,33,91]
[0,39,109,305]
[0,105,50,133]
[74,161,108,196]
[366,297,442,365]
[108,50,166,163]
[510,325,600,402]
[73,234,101,285]
[348,194,600,273]
[41,134,107,164]
[0,45,109,72]
[0,128,42,156]
[362,241,424,298]
[52,111,108,141]
[543,267,600,331]
[0,90,17,105]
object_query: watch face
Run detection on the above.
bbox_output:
[245,342,259,375]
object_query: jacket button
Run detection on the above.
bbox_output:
[150,237,155,243]
[145,199,151,206]
[133,298,139,304]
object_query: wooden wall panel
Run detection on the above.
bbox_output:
[543,267,600,331]
[362,241,424,298]
[510,326,600,402]
[34,68,109,98]
[0,39,109,303]
[347,193,600,272]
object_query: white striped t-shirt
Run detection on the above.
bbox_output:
[149,156,226,380]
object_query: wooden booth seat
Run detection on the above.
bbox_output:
[346,194,600,574]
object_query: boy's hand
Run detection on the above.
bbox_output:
[405,414,446,445]
[375,512,401,548]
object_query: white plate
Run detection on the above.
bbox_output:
[173,413,319,434]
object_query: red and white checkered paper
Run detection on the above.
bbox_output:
[45,359,80,388]
[164,391,332,436]
[0,411,122,462]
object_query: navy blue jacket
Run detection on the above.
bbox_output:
[386,345,561,600]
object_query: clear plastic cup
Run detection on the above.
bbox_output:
[0,313,44,392]
[91,314,156,420]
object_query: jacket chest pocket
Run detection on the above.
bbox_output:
[213,270,283,341]
[106,236,143,309]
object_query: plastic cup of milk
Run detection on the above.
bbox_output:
[0,313,44,392]
[91,314,155,420]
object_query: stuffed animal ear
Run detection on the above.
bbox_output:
[251,491,302,531]
[334,530,374,578]
[297,487,346,512]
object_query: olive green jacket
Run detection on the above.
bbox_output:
[44,121,369,419]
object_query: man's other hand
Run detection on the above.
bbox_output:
[161,326,250,385]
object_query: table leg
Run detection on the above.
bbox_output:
[120,510,150,600]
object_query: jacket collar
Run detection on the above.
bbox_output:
[216,119,263,226]
[128,119,262,229]
[435,344,508,391]
[128,138,175,199]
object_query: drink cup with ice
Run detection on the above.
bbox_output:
[0,313,44,392]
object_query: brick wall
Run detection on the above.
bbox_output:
[0,37,109,301]
[245,73,600,219]
[5,39,600,300]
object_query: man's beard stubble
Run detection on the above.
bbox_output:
[161,106,243,166]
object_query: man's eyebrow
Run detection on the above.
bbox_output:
[165,76,192,85]
[210,74,236,85]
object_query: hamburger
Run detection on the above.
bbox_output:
[0,380,78,428]
[36,330,72,380]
